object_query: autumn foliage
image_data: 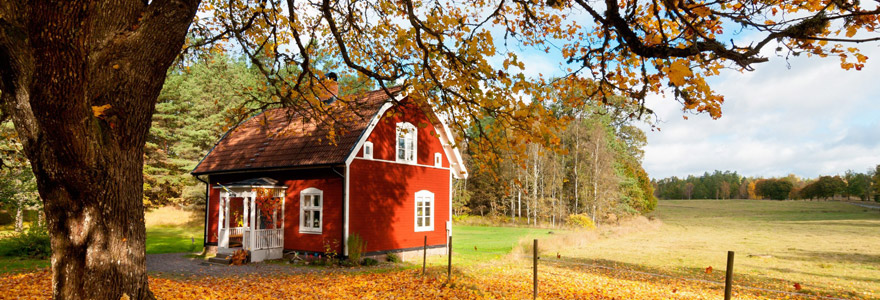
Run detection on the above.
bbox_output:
[2,263,834,300]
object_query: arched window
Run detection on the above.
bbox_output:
[300,188,323,234]
[414,190,434,232]
[396,122,417,164]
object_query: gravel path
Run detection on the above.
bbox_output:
[146,253,318,278]
[146,253,396,278]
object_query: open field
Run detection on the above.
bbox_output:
[536,199,880,299]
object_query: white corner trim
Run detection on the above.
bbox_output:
[344,160,350,256]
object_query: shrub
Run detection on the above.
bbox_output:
[361,257,378,266]
[566,214,596,230]
[230,249,249,265]
[347,234,366,265]
[385,252,401,263]
[0,225,51,259]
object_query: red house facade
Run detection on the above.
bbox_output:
[192,88,467,261]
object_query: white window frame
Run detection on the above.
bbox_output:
[299,187,323,234]
[434,153,442,167]
[396,122,417,164]
[364,141,373,159]
[414,190,434,232]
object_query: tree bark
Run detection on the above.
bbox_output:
[0,1,198,299]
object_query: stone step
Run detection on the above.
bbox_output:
[207,256,231,265]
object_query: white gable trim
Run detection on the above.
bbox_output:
[344,100,397,165]
[343,93,468,179]
[430,112,469,179]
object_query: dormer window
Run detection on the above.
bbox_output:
[364,141,373,159]
[396,122,417,164]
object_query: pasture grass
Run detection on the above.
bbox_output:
[540,200,880,299]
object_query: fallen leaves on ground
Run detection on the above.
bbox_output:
[0,264,850,299]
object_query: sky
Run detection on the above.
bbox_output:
[634,45,880,180]
[505,35,880,180]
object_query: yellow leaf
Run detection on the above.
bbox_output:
[666,60,693,86]
[692,7,711,18]
[92,104,112,117]
[112,64,120,70]
[846,26,858,38]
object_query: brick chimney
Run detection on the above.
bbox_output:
[322,72,339,105]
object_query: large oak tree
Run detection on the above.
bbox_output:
[1,0,878,299]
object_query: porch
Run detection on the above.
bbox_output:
[215,178,286,262]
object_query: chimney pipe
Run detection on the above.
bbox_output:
[322,72,339,105]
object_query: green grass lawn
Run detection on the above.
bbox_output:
[447,225,562,264]
[144,225,204,254]
[547,200,880,299]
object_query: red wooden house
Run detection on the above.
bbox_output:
[192,88,468,262]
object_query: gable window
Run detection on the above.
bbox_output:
[364,141,374,159]
[414,190,434,232]
[300,188,323,234]
[396,122,417,164]
[434,153,442,167]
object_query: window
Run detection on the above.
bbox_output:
[396,122,417,164]
[414,190,434,232]
[434,153,442,167]
[300,188,323,234]
[364,141,373,159]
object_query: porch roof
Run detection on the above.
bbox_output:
[217,177,287,189]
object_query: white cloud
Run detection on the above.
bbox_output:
[641,45,880,179]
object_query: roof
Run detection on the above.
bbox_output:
[192,88,401,175]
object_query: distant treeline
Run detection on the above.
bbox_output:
[652,167,880,201]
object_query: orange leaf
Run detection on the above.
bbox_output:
[92,104,112,117]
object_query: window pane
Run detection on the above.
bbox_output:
[417,218,423,227]
[313,211,320,228]
[426,207,431,217]
[303,195,309,207]
[304,212,311,228]
[314,195,320,207]
[417,207,423,217]
[426,217,430,227]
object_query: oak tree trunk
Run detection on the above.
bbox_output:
[0,1,198,299]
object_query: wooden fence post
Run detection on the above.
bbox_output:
[422,235,427,276]
[724,251,735,300]
[533,239,538,300]
[447,235,453,281]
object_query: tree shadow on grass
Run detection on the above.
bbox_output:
[544,256,866,299]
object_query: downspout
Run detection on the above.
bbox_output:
[331,166,346,257]
[195,174,210,248]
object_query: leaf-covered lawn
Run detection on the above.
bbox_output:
[3,263,825,300]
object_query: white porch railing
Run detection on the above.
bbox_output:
[219,227,247,248]
[247,228,283,250]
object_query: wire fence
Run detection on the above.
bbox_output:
[419,236,853,300]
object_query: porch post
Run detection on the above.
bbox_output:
[219,191,227,248]
[249,190,257,251]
